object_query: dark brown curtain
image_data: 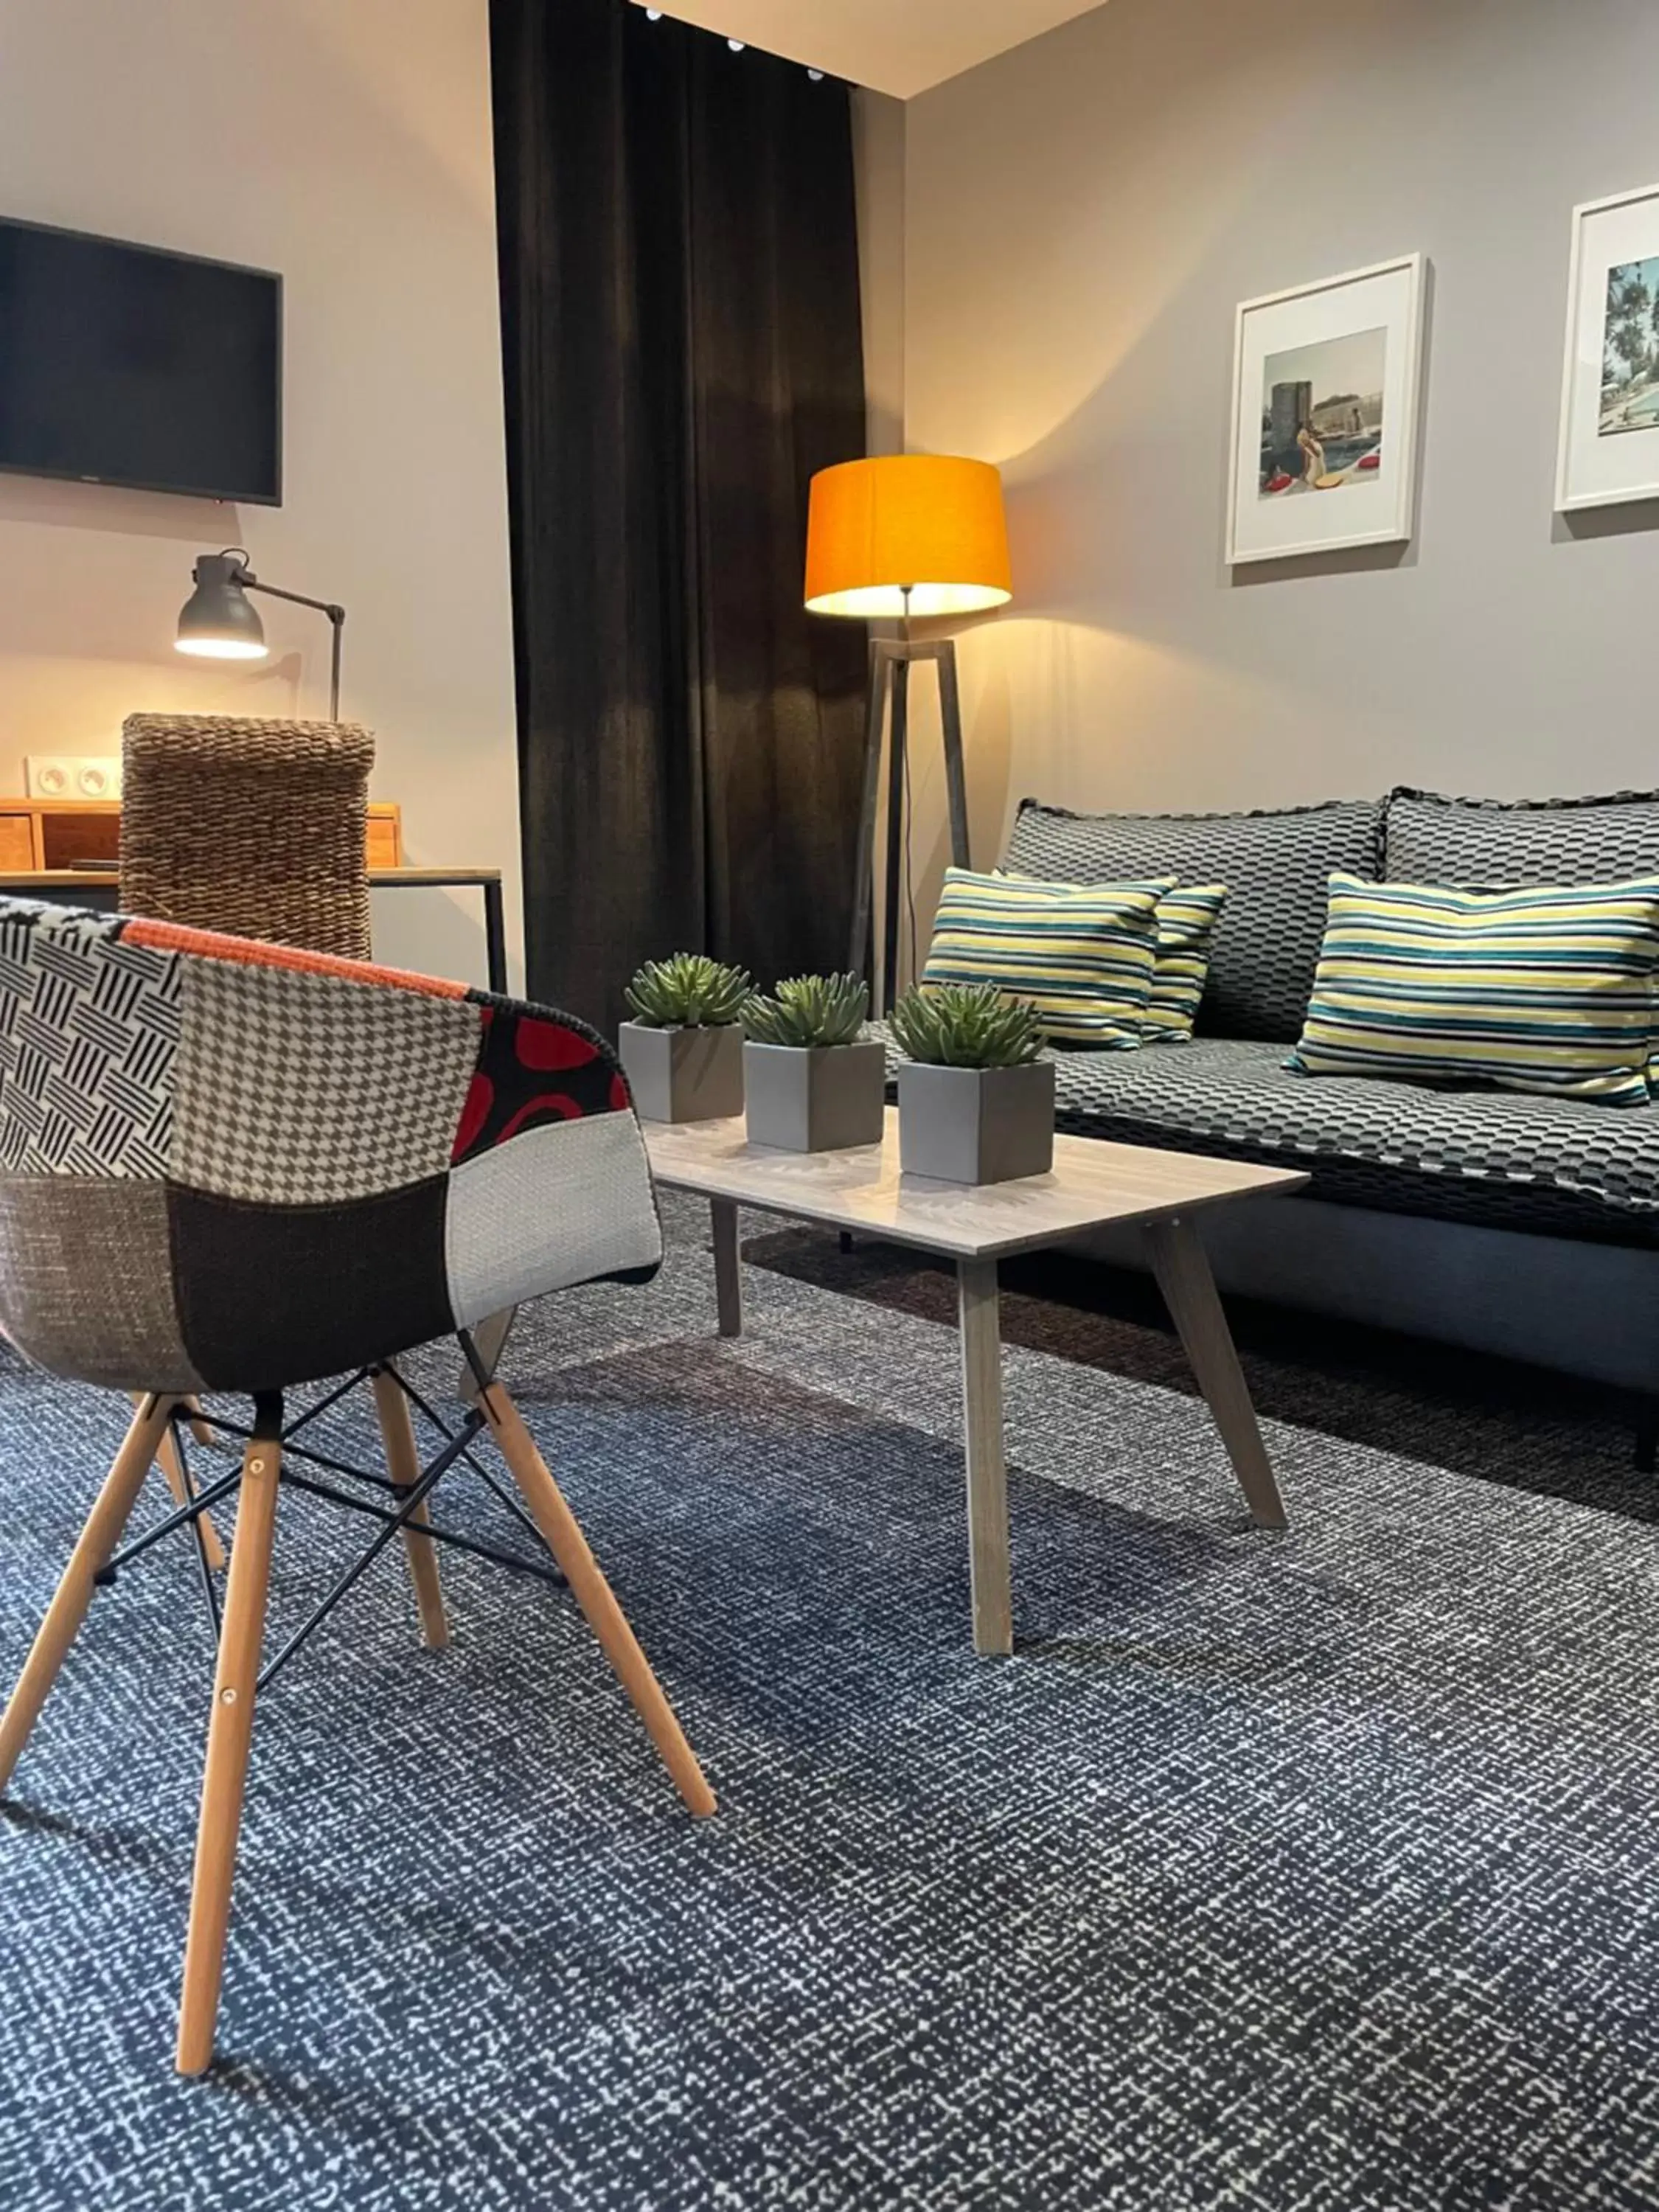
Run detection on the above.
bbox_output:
[490,0,869,1028]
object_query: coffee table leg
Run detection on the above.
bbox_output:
[958,1257,1012,1655]
[712,1199,742,1338]
[1143,1216,1287,1528]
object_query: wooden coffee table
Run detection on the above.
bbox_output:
[643,1110,1308,1654]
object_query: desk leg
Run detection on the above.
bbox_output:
[712,1200,742,1338]
[958,1258,1012,1655]
[482,877,507,995]
[1144,1216,1287,1529]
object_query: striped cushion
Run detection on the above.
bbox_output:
[1286,874,1659,1105]
[923,867,1170,1046]
[1142,886,1228,1043]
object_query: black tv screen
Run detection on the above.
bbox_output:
[0,218,281,504]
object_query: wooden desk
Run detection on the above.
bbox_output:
[0,796,402,873]
[0,867,509,995]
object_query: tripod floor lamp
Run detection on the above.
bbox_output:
[804,455,1012,1012]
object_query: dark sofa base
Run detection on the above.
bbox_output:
[1071,1196,1659,1394]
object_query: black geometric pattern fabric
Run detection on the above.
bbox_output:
[170,955,482,1206]
[0,900,178,1178]
[1385,785,1659,886]
[1003,797,1384,1042]
[878,1026,1659,1243]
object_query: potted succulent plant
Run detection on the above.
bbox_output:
[619,953,752,1123]
[889,982,1054,1185]
[742,973,886,1151]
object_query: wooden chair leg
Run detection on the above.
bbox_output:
[175,1430,282,2077]
[478,1382,716,1818]
[143,1399,228,1573]
[0,1395,178,1795]
[184,1399,220,1453]
[371,1370,448,1649]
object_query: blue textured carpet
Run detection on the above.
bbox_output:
[3,1196,1659,2209]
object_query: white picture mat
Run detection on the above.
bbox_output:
[1556,184,1659,512]
[1227,255,1423,565]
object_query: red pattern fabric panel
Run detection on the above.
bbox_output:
[452,1001,631,1166]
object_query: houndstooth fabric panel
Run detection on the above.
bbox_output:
[171,954,482,1205]
[1385,787,1659,885]
[877,1024,1659,1242]
[0,900,178,1177]
[1002,797,1384,1041]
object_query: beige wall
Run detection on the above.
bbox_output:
[0,0,521,987]
[896,0,1659,900]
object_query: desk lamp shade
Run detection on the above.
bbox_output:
[175,553,268,662]
[804,455,1012,619]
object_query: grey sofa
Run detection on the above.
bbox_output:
[905,788,1659,1408]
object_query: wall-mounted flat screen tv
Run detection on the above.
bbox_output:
[0,217,282,504]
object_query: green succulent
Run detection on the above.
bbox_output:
[625,952,752,1029]
[742,972,869,1048]
[888,982,1044,1068]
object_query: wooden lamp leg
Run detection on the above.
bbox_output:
[0,1394,178,1795]
[478,1382,716,1818]
[175,1430,282,2077]
[371,1369,448,1649]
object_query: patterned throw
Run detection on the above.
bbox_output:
[1286,873,1659,1105]
[922,866,1170,1046]
[1141,885,1228,1043]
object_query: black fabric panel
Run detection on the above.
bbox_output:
[490,0,868,1031]
[168,1178,454,1392]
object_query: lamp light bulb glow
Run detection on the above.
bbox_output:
[175,636,268,661]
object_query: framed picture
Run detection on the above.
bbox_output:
[1226,254,1425,566]
[1556,182,1659,512]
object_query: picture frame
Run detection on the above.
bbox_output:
[1555,182,1659,513]
[1226,253,1425,566]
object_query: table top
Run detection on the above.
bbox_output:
[644,1108,1307,1262]
[0,867,501,889]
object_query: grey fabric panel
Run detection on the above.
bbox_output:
[1001,797,1384,1040]
[876,1026,1659,1243]
[1385,787,1659,884]
[0,1175,202,1390]
[1070,1195,1659,1391]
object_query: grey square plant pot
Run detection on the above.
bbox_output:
[618,1020,745,1124]
[897,1060,1056,1185]
[743,1039,886,1152]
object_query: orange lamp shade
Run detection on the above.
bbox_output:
[804,454,1012,619]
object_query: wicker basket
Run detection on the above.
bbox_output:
[120,715,375,960]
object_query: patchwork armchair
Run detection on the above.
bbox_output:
[0,897,714,2077]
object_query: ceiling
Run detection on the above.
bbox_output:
[627,1,1111,100]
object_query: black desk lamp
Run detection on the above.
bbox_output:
[175,549,347,720]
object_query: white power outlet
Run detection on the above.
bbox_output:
[24,755,123,801]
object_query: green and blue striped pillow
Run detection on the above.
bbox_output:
[922,866,1171,1046]
[1286,873,1659,1105]
[1140,883,1228,1043]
